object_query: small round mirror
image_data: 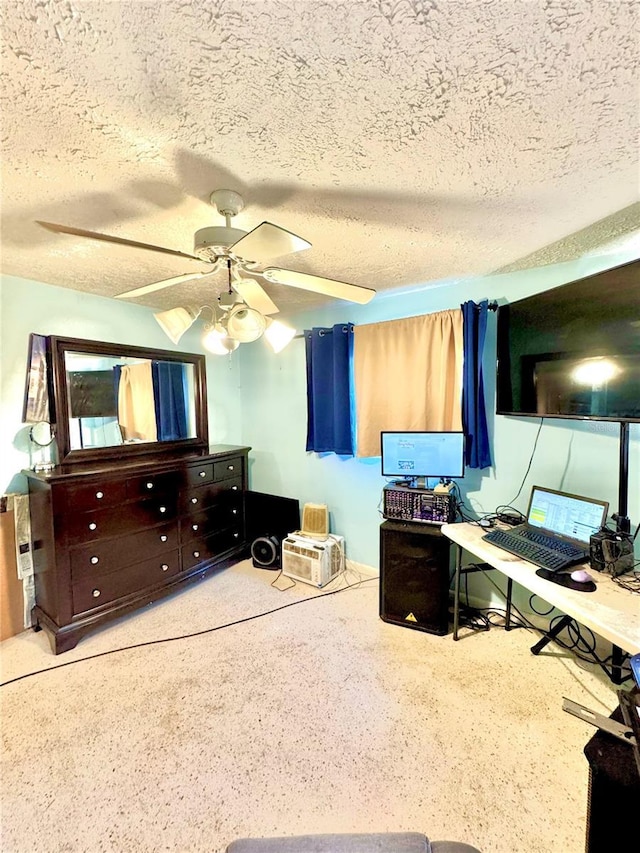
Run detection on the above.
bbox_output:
[30,421,55,447]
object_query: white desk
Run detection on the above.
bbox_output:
[441,522,640,681]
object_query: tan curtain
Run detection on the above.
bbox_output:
[353,309,464,458]
[118,362,158,443]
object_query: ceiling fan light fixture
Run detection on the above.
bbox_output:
[202,326,239,355]
[264,318,297,353]
[154,306,201,344]
[218,289,244,311]
[226,303,267,343]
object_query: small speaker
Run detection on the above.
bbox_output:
[245,491,301,571]
[301,503,329,540]
[379,520,451,635]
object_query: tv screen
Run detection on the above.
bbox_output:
[496,259,640,422]
[381,431,465,479]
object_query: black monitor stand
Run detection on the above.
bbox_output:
[614,421,631,535]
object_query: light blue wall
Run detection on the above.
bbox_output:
[0,276,241,494]
[2,250,638,585]
[237,251,640,574]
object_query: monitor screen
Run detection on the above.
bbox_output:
[496,259,640,422]
[380,431,465,479]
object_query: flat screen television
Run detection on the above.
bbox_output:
[496,259,640,422]
[381,431,465,479]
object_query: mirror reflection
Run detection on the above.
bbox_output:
[64,351,197,451]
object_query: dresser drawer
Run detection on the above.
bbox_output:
[72,550,181,615]
[67,497,178,544]
[186,463,214,486]
[61,480,128,512]
[181,527,242,571]
[126,471,181,499]
[213,457,243,481]
[181,477,242,513]
[180,500,243,543]
[69,522,178,580]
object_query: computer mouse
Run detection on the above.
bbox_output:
[570,569,592,584]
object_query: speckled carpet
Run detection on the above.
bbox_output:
[1,560,617,853]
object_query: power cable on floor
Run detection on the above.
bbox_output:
[456,561,633,681]
[1,575,379,689]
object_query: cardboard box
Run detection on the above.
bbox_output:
[1,510,25,641]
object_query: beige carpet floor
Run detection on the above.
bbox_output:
[0,560,619,853]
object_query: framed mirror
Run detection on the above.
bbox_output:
[47,336,209,466]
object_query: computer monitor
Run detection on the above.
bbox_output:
[380,431,465,481]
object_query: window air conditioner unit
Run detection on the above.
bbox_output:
[281,533,345,588]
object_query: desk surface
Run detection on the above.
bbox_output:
[441,522,640,656]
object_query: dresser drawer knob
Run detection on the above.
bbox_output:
[234,532,239,538]
[228,464,234,471]
[198,470,206,478]
[192,523,199,531]
[90,556,99,565]
[89,522,97,531]
[159,506,166,513]
[161,564,169,572]
[232,485,238,491]
[160,535,168,542]
[146,481,154,490]
[191,497,198,504]
[232,508,237,515]
[193,550,200,558]
[95,491,104,500]
[92,589,101,598]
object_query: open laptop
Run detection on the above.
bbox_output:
[482,486,609,572]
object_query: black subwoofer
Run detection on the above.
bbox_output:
[379,520,451,635]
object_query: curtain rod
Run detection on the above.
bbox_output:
[294,301,498,337]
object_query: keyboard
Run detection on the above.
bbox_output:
[481,528,585,572]
[516,528,585,558]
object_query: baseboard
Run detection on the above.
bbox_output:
[344,559,378,578]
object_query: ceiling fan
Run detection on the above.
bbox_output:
[37,189,376,317]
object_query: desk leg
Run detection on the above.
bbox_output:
[453,544,462,641]
[530,614,573,656]
[505,577,513,631]
[611,645,625,685]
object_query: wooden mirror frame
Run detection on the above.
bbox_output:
[48,336,209,467]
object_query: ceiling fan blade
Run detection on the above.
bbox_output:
[232,278,280,315]
[262,268,376,305]
[36,221,203,261]
[230,222,311,264]
[115,271,214,300]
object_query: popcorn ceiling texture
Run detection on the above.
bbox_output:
[1,0,638,312]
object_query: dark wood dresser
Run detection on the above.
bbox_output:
[25,444,250,653]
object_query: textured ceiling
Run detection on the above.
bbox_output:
[1,0,639,318]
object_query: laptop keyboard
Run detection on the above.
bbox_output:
[481,528,583,571]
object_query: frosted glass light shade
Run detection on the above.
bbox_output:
[226,304,267,342]
[264,318,296,353]
[202,327,240,355]
[154,306,200,344]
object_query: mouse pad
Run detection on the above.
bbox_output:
[535,568,596,592]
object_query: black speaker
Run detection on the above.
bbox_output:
[379,520,451,635]
[245,491,301,570]
[583,700,640,852]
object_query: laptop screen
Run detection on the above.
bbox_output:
[527,486,608,545]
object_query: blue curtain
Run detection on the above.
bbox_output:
[461,300,492,469]
[152,361,188,441]
[305,323,354,456]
